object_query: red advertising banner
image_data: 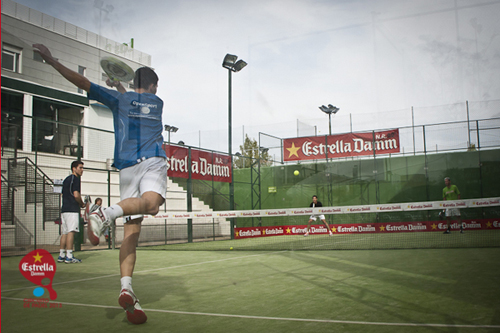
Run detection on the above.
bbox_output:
[163,145,232,182]
[283,129,400,161]
[234,219,499,239]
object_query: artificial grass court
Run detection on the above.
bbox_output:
[2,247,500,332]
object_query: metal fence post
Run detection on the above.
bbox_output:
[476,120,480,149]
[187,147,193,243]
[372,130,380,204]
[423,125,430,202]
[77,125,82,160]
[412,106,415,155]
[107,169,115,250]
[466,100,471,147]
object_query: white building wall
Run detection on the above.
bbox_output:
[2,0,152,137]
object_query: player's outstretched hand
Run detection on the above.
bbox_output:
[32,44,54,63]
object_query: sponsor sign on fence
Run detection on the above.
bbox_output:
[235,219,499,239]
[164,145,232,182]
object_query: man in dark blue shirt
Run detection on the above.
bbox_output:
[59,160,85,263]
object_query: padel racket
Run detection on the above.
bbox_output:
[100,56,135,82]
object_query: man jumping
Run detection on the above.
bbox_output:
[34,43,168,325]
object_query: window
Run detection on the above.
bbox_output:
[32,98,83,155]
[2,44,22,73]
[78,66,86,94]
[1,91,24,150]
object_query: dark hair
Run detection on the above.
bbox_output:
[95,197,103,205]
[133,67,158,89]
[71,160,83,170]
[312,195,318,199]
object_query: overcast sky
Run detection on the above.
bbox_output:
[9,0,500,152]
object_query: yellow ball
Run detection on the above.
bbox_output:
[294,170,299,176]
[230,247,233,250]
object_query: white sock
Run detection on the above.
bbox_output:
[121,276,133,292]
[67,250,73,259]
[59,249,65,257]
[104,205,124,221]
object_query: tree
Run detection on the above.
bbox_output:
[235,135,273,168]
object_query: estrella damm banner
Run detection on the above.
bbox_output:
[283,129,400,161]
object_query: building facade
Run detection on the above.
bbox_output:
[1,0,152,161]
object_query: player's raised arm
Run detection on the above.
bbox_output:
[33,43,91,92]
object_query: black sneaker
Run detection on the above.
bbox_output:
[443,229,451,234]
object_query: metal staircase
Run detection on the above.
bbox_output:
[6,157,61,226]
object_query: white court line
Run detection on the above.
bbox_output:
[2,297,499,329]
[1,251,287,293]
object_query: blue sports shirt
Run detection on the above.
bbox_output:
[88,83,167,170]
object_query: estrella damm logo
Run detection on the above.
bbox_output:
[19,249,58,300]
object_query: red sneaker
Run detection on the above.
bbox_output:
[118,289,147,325]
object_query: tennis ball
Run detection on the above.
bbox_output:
[294,170,299,176]
[230,247,233,250]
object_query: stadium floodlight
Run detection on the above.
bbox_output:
[319,105,340,135]
[222,53,247,238]
[222,54,237,68]
[232,60,247,72]
[164,125,178,133]
[223,54,247,73]
[164,124,179,143]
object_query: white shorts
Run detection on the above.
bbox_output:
[309,215,325,221]
[61,212,80,234]
[445,208,460,217]
[119,157,168,222]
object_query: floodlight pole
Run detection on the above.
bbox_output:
[223,54,247,239]
[228,69,234,214]
[328,112,332,135]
